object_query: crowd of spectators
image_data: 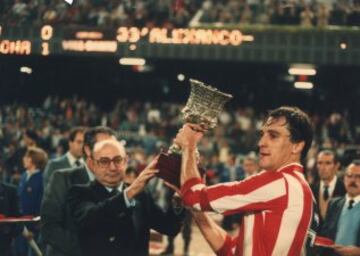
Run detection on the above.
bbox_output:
[0,0,200,28]
[1,0,359,28]
[194,0,360,27]
[0,96,358,184]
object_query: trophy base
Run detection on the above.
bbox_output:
[156,152,205,188]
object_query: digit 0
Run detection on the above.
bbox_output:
[41,25,53,40]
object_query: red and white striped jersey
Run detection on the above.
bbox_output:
[181,163,313,256]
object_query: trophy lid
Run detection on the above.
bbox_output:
[182,79,233,129]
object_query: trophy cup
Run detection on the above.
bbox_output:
[156,79,233,187]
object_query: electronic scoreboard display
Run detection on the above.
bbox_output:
[0,25,254,56]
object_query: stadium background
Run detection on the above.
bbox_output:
[1,0,360,255]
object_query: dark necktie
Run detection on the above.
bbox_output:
[348,199,355,210]
[323,185,329,201]
[110,187,120,197]
[74,160,81,167]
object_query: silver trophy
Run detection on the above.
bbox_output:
[156,79,233,186]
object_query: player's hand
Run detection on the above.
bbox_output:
[174,123,204,150]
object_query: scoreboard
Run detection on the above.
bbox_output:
[0,25,254,56]
[1,24,358,66]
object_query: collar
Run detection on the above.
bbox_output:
[105,182,124,193]
[320,176,337,191]
[276,163,304,173]
[26,169,40,180]
[66,152,84,167]
[346,194,360,207]
[84,163,95,181]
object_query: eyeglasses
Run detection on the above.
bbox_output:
[345,173,360,181]
[93,156,125,168]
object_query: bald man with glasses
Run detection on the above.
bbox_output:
[68,139,184,256]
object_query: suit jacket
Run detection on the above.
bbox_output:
[43,154,71,188]
[320,197,360,256]
[0,182,21,255]
[68,180,184,256]
[41,166,90,256]
[311,178,346,227]
[18,171,43,216]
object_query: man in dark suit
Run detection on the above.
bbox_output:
[320,160,360,256]
[40,126,117,256]
[68,139,184,256]
[43,127,86,188]
[311,150,346,227]
[0,182,21,256]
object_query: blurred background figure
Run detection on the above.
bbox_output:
[320,160,360,256]
[242,153,259,178]
[43,126,86,188]
[124,166,138,184]
[217,153,244,231]
[16,147,47,256]
[0,181,22,256]
[7,130,40,185]
[311,150,346,229]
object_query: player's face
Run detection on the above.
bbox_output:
[258,117,297,171]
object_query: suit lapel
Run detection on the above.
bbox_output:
[333,179,345,197]
[314,183,320,203]
[91,181,113,200]
[333,197,346,232]
[63,155,72,169]
[72,167,90,184]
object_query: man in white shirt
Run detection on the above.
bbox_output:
[311,150,346,226]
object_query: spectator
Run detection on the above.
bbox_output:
[320,160,360,256]
[316,3,330,27]
[43,126,86,188]
[16,147,47,256]
[300,4,314,27]
[242,153,259,178]
[311,149,346,228]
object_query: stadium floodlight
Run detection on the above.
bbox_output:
[64,0,73,4]
[340,43,347,50]
[288,65,316,76]
[177,74,185,81]
[20,66,32,74]
[119,58,146,66]
[294,82,313,89]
